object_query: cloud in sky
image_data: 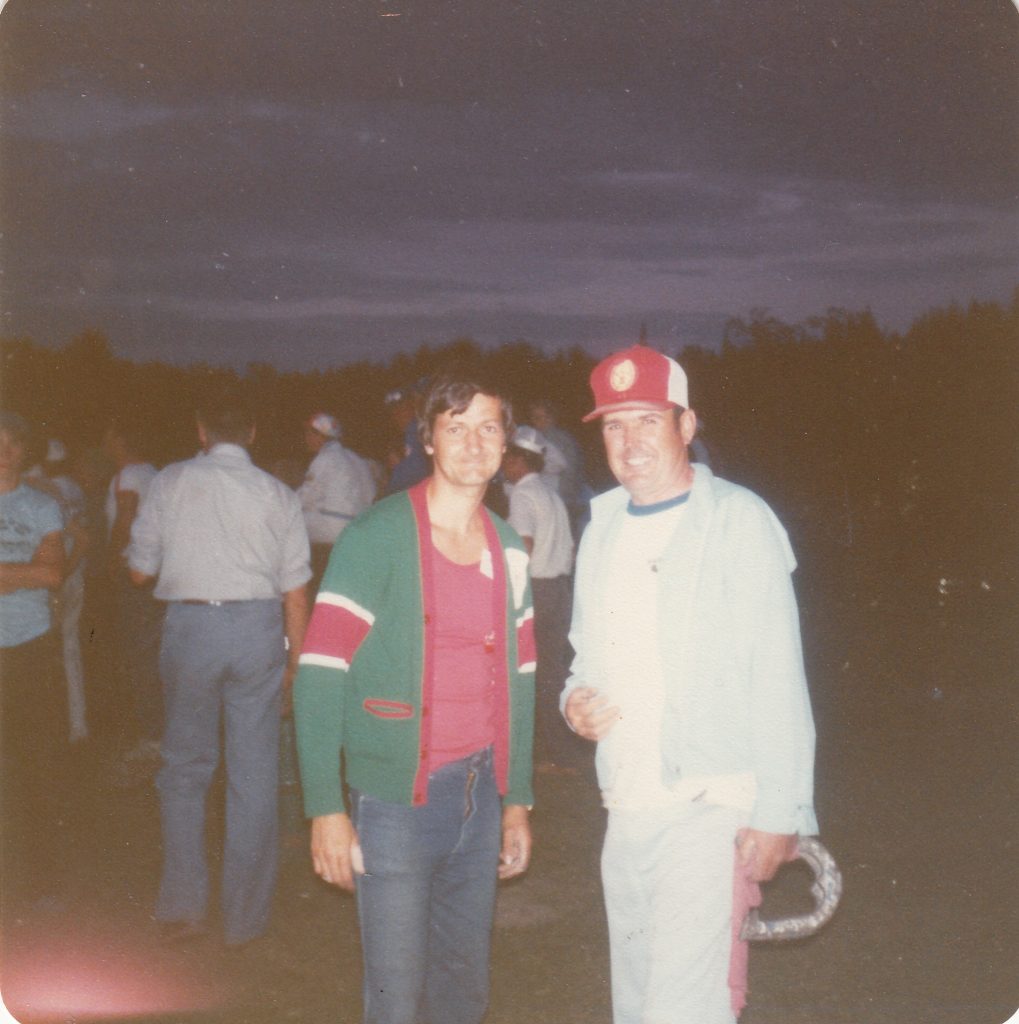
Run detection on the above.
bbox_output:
[1,0,1016,369]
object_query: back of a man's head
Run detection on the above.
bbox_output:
[196,384,255,447]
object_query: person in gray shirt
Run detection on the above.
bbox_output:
[129,384,311,946]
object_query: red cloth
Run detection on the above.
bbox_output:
[728,853,762,1016]
[729,838,801,1016]
[427,546,496,772]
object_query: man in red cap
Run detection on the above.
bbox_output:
[562,346,818,1023]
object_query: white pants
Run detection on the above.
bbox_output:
[56,569,87,741]
[601,801,742,1024]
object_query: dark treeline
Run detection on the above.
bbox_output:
[2,291,1016,594]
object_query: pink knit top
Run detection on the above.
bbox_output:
[427,546,497,773]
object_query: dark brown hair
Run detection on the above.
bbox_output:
[418,371,514,449]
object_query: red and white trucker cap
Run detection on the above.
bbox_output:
[582,345,689,422]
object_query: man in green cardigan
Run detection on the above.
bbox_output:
[294,372,535,1024]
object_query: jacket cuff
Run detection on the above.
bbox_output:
[750,797,818,837]
[503,784,535,809]
[302,787,347,819]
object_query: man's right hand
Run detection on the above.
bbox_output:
[310,812,362,891]
[564,686,621,741]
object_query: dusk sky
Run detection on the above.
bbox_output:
[1,1,1016,371]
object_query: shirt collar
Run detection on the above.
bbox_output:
[206,443,252,463]
[626,490,691,516]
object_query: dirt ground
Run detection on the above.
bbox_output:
[1,568,1017,1024]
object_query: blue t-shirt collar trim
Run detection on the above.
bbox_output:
[626,490,691,516]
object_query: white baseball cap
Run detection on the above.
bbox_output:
[308,412,341,439]
[511,425,547,455]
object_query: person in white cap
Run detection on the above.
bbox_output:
[526,398,589,533]
[501,425,575,764]
[298,412,377,587]
[562,345,818,1023]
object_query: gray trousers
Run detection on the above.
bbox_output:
[155,599,284,945]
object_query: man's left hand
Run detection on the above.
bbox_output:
[498,804,531,880]
[736,828,797,882]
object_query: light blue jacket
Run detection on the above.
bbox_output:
[564,464,818,836]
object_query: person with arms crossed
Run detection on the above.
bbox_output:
[563,346,817,1023]
[294,371,535,1024]
[0,412,66,909]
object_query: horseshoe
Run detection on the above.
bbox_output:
[741,836,843,942]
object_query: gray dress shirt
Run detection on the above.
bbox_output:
[128,444,311,601]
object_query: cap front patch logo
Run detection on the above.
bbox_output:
[609,358,636,392]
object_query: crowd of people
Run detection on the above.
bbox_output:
[0,348,818,1024]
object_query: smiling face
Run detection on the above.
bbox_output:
[601,403,697,505]
[426,391,507,492]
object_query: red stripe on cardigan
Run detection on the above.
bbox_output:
[302,596,373,667]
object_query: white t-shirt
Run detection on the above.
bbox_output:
[599,501,755,813]
[505,472,573,579]
[105,462,157,553]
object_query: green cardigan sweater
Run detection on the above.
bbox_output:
[294,480,536,816]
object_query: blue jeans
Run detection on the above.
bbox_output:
[155,600,284,944]
[352,747,502,1024]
